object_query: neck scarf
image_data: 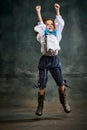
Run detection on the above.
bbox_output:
[44,29,57,36]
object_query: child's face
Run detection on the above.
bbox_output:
[45,20,55,32]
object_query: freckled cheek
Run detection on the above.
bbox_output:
[51,26,54,29]
[46,25,50,29]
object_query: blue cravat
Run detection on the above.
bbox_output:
[44,29,57,36]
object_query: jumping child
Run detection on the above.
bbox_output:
[34,3,71,116]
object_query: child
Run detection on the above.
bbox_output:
[34,3,71,116]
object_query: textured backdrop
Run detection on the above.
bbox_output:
[0,0,87,108]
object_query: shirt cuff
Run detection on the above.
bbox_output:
[38,21,44,25]
[56,15,62,19]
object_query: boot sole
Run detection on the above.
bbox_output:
[35,112,42,116]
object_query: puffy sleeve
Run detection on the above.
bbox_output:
[54,15,65,33]
[54,15,65,42]
[34,22,46,34]
[34,22,46,43]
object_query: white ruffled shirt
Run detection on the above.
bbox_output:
[34,15,64,55]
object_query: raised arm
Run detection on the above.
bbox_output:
[35,5,43,22]
[54,3,64,40]
[54,3,60,16]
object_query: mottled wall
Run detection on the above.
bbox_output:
[0,0,87,108]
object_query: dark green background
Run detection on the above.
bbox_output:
[0,0,87,108]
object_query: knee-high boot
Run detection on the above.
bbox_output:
[58,89,71,113]
[35,92,45,116]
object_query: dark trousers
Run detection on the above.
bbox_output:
[38,55,64,88]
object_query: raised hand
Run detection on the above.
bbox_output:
[54,3,60,16]
[35,5,41,12]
